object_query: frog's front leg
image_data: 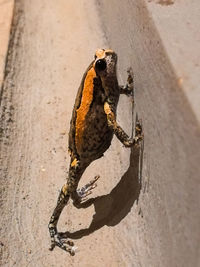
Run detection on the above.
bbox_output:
[119,67,134,95]
[104,101,143,147]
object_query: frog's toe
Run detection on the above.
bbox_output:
[49,233,77,255]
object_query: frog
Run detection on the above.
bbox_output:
[48,48,143,255]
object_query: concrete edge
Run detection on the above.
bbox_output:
[0,0,15,86]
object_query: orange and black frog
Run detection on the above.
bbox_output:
[48,49,143,255]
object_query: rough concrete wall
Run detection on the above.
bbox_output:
[0,0,199,266]
[98,1,200,266]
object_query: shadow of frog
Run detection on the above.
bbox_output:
[61,139,144,240]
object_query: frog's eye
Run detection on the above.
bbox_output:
[95,59,107,71]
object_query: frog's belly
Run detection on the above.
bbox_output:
[77,105,113,160]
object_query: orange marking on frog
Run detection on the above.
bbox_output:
[104,102,112,115]
[95,49,106,59]
[95,48,113,59]
[75,67,96,154]
[71,158,78,168]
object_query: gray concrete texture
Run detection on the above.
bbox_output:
[0,0,200,266]
[98,0,200,266]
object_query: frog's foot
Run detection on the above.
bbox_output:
[135,116,143,144]
[127,67,134,91]
[49,233,77,256]
[71,175,100,208]
[119,67,134,95]
[76,175,100,202]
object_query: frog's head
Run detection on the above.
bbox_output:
[94,49,117,78]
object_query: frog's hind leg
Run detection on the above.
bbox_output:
[48,159,99,252]
[48,159,83,255]
[48,184,76,254]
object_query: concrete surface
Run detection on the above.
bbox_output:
[0,0,200,267]
[146,0,200,123]
[98,0,200,266]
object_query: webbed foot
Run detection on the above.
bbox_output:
[72,175,100,206]
[76,175,100,201]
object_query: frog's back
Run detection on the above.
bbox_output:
[69,49,120,162]
[69,63,115,161]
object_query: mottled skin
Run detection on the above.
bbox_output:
[48,49,143,255]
